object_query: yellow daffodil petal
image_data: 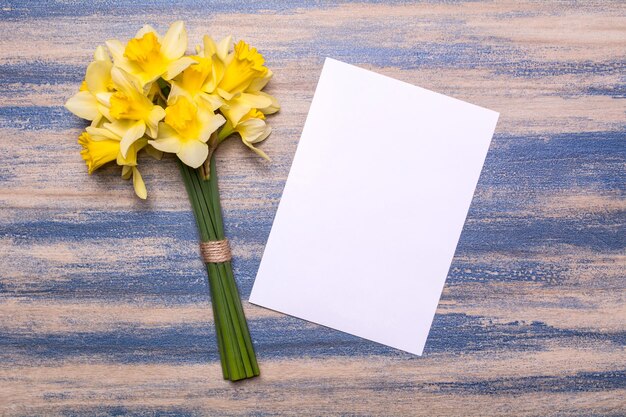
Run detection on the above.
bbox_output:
[65,91,100,120]
[221,104,248,126]
[95,91,112,107]
[132,167,147,199]
[121,165,132,179]
[257,91,280,114]
[216,35,232,61]
[236,118,271,144]
[202,56,225,93]
[163,56,196,80]
[237,92,273,108]
[242,138,270,161]
[216,87,235,101]
[103,119,137,140]
[152,99,217,167]
[154,122,180,141]
[89,117,103,127]
[221,92,272,126]
[149,137,181,154]
[86,125,120,141]
[247,69,273,92]
[146,106,166,138]
[149,123,182,153]
[105,39,140,75]
[168,80,194,102]
[110,66,141,96]
[105,39,125,61]
[119,120,146,158]
[202,35,231,62]
[161,21,187,60]
[198,112,226,142]
[117,137,146,166]
[97,104,113,123]
[177,140,208,168]
[202,35,217,57]
[197,93,223,111]
[135,24,159,40]
[85,59,112,95]
[145,81,161,100]
[93,45,110,62]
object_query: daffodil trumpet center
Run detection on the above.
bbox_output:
[180,56,212,96]
[124,32,167,76]
[165,97,202,140]
[218,41,268,94]
[78,131,119,174]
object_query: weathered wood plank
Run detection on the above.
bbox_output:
[0,1,624,416]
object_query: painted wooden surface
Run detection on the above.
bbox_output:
[0,1,624,416]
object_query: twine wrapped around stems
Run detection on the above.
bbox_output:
[200,240,232,263]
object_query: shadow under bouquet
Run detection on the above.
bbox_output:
[65,21,279,381]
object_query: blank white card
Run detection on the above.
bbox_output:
[250,58,499,355]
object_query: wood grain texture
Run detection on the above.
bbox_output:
[0,1,624,416]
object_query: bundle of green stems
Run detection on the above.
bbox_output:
[179,155,259,381]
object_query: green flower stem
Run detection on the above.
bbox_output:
[178,164,229,378]
[208,158,259,376]
[178,156,259,381]
[200,161,256,377]
[189,171,242,379]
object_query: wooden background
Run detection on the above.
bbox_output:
[0,1,624,416]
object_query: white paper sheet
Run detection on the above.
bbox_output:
[249,58,499,355]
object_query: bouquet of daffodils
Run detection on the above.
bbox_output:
[65,21,279,381]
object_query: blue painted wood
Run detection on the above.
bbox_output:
[0,1,624,415]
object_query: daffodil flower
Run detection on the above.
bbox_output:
[168,55,223,112]
[65,46,114,125]
[78,129,118,174]
[217,41,268,97]
[166,35,233,112]
[98,67,166,158]
[106,21,196,87]
[202,39,279,126]
[78,123,148,198]
[68,24,279,203]
[219,109,272,160]
[149,96,225,168]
